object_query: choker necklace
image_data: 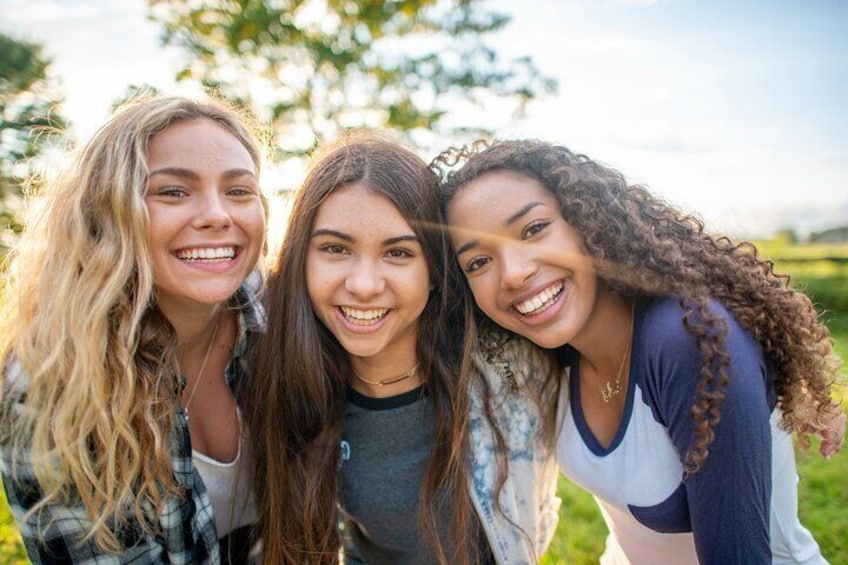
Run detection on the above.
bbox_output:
[353,363,420,387]
[600,303,634,403]
[183,314,222,422]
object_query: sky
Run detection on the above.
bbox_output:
[1,0,846,239]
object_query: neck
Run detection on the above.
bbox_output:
[348,351,421,399]
[157,300,226,350]
[573,291,634,376]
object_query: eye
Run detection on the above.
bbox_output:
[151,186,188,198]
[522,220,550,239]
[227,185,257,197]
[463,256,491,273]
[385,248,413,260]
[319,243,348,255]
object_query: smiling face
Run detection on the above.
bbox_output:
[305,183,430,369]
[144,118,266,319]
[447,170,599,349]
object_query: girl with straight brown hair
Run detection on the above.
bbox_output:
[246,132,560,564]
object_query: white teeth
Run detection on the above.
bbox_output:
[514,282,564,315]
[340,306,389,325]
[176,246,236,261]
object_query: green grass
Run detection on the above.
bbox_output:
[0,487,26,564]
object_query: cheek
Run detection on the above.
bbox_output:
[149,259,167,287]
[304,277,333,330]
[145,208,171,242]
[411,263,432,308]
[465,274,495,309]
[244,207,267,238]
[466,282,508,327]
[304,256,325,305]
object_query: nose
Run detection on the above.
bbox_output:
[499,244,537,290]
[193,191,232,230]
[345,258,385,298]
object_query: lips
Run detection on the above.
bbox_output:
[174,246,237,262]
[513,281,564,316]
[340,306,390,326]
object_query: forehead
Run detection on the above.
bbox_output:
[448,170,557,223]
[313,183,415,234]
[147,118,255,172]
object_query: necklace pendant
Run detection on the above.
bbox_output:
[601,381,620,403]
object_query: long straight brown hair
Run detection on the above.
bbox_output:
[243,132,481,564]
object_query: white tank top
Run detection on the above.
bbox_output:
[192,411,258,538]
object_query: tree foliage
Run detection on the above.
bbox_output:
[149,0,556,159]
[0,32,67,250]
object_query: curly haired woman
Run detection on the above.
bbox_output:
[1,96,266,563]
[437,139,845,564]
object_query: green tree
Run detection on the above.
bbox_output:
[0,32,67,252]
[149,0,555,160]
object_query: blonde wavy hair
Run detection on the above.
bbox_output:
[0,95,264,551]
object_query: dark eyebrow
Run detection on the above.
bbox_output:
[455,238,478,256]
[455,202,543,256]
[149,167,201,181]
[222,168,257,180]
[383,235,419,246]
[149,167,256,181]
[506,202,543,226]
[311,229,354,242]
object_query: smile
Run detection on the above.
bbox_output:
[340,306,389,326]
[174,246,236,262]
[514,282,564,316]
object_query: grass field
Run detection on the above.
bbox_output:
[2,240,847,564]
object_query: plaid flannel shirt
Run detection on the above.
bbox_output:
[1,274,265,564]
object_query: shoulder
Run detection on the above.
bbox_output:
[232,269,266,334]
[636,296,766,393]
[473,325,558,393]
[2,356,30,412]
[639,296,739,350]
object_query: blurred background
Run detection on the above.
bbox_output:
[1,1,846,563]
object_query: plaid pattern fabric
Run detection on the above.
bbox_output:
[1,276,265,564]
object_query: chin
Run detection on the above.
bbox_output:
[516,328,567,350]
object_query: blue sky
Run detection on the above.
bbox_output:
[1,0,846,238]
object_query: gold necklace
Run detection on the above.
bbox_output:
[353,363,420,387]
[600,303,634,403]
[182,314,222,422]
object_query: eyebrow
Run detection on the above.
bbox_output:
[383,235,419,246]
[455,239,478,256]
[148,167,256,181]
[455,201,544,256]
[310,230,419,246]
[311,228,354,242]
[506,202,543,225]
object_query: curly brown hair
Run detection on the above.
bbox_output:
[434,138,843,475]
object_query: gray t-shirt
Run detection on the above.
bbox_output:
[340,385,476,564]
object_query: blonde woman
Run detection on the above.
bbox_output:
[0,96,266,563]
